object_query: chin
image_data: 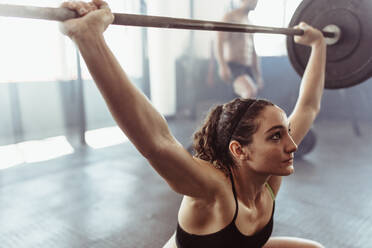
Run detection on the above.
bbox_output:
[277,165,294,176]
[263,167,293,176]
[284,165,295,175]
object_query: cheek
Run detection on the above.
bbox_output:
[255,146,281,163]
[265,151,282,165]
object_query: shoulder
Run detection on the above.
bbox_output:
[179,159,232,204]
[192,157,233,195]
[192,157,229,186]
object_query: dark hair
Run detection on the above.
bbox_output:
[192,98,274,176]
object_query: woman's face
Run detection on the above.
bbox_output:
[245,105,297,176]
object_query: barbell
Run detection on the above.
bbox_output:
[0,0,371,89]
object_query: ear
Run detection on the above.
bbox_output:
[229,140,249,161]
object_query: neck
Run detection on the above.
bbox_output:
[231,166,270,208]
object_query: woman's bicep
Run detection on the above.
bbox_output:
[289,107,318,145]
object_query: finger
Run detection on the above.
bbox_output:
[60,1,77,10]
[93,0,110,10]
[74,1,93,16]
[298,22,309,30]
[87,2,98,11]
[83,2,97,13]
[61,1,90,16]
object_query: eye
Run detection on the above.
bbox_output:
[271,131,281,140]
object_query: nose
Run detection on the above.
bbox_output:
[286,134,298,154]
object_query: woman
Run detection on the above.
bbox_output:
[60,1,326,247]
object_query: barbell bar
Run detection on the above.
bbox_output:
[1,1,372,89]
[0,3,335,38]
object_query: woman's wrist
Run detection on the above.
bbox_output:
[311,38,326,49]
[71,28,104,44]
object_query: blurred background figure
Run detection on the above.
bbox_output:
[217,0,264,99]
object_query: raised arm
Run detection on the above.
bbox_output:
[251,47,264,89]
[59,0,220,199]
[216,14,232,83]
[268,23,326,195]
[288,22,326,145]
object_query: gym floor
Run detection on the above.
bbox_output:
[1,117,371,248]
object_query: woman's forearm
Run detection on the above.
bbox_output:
[217,34,227,67]
[74,32,172,157]
[296,40,326,112]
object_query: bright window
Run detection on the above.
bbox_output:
[251,0,303,56]
[0,0,143,83]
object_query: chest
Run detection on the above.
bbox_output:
[234,199,274,236]
[178,190,274,236]
[227,17,254,46]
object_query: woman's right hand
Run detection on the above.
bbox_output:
[59,0,114,41]
[293,22,325,48]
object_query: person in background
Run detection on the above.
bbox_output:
[217,0,264,99]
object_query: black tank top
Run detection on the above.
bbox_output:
[176,173,275,248]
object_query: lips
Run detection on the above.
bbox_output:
[282,157,294,163]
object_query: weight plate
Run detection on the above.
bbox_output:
[287,0,372,89]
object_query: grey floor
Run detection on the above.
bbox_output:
[1,118,372,248]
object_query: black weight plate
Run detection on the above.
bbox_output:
[287,0,372,89]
